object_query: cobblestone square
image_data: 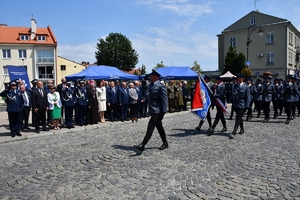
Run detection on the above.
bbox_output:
[0,110,299,199]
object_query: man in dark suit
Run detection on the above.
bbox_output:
[0,81,23,137]
[118,81,129,122]
[134,69,168,151]
[30,79,38,127]
[19,85,31,130]
[231,73,251,135]
[107,81,118,122]
[31,81,49,133]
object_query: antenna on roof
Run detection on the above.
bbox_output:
[252,0,260,11]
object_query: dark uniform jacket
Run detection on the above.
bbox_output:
[0,89,23,112]
[147,80,168,114]
[261,82,275,102]
[231,83,251,109]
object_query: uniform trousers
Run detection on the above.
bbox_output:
[262,101,271,119]
[77,104,87,125]
[233,108,244,130]
[120,104,128,120]
[142,113,166,145]
[212,106,226,128]
[107,103,117,121]
[64,106,74,127]
[284,102,292,120]
[8,112,21,135]
[292,101,297,117]
[272,100,279,117]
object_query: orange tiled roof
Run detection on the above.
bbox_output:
[0,25,57,45]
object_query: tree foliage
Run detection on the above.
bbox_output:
[191,60,202,74]
[153,61,165,70]
[95,33,139,71]
[223,46,246,75]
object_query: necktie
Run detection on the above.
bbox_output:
[39,89,43,97]
[23,93,28,105]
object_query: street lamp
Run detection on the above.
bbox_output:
[246,26,264,68]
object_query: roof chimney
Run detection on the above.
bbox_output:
[31,18,37,40]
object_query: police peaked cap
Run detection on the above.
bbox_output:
[265,76,272,80]
[9,81,17,86]
[215,76,222,81]
[236,73,244,78]
[203,75,211,80]
[31,79,38,83]
[150,69,161,77]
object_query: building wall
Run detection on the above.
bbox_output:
[56,56,85,83]
[219,12,300,79]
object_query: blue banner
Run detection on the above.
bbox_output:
[7,66,31,89]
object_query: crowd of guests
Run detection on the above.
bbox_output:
[195,73,300,135]
[0,77,190,137]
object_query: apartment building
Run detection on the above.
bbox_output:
[217,11,300,79]
[0,19,57,86]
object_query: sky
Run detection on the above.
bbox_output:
[1,0,300,73]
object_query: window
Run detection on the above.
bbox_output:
[288,52,293,65]
[289,32,293,45]
[60,65,66,70]
[18,49,27,59]
[3,66,8,75]
[266,52,274,64]
[250,17,256,25]
[2,49,11,59]
[230,37,236,47]
[266,32,274,44]
[37,36,46,41]
[20,35,29,40]
[37,50,54,63]
[38,66,54,79]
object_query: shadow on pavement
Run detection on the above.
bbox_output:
[170,128,233,139]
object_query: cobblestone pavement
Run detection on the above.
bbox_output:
[0,109,299,200]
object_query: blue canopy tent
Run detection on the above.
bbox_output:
[65,65,138,81]
[156,66,198,80]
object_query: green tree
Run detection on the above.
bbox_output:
[153,61,165,70]
[141,64,146,74]
[95,32,139,71]
[191,60,202,74]
[223,46,246,75]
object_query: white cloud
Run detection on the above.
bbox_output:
[145,27,172,37]
[137,0,212,17]
[58,43,97,64]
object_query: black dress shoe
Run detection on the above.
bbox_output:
[285,120,290,124]
[232,129,237,135]
[70,125,75,128]
[159,142,168,150]
[133,144,145,151]
[207,127,214,133]
[228,117,233,120]
[16,133,22,136]
[266,117,270,122]
[262,119,267,123]
[67,126,71,129]
[42,128,49,131]
[35,129,40,133]
[195,126,200,131]
[238,129,244,134]
[11,134,15,138]
[24,126,31,130]
[221,127,227,133]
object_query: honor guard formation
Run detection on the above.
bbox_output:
[1,71,300,149]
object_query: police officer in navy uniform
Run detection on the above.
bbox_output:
[0,81,23,137]
[231,73,251,135]
[30,79,38,127]
[272,78,282,119]
[246,78,257,121]
[207,76,227,135]
[282,75,295,124]
[62,82,75,129]
[253,79,263,118]
[134,69,168,151]
[75,80,88,126]
[261,76,276,123]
